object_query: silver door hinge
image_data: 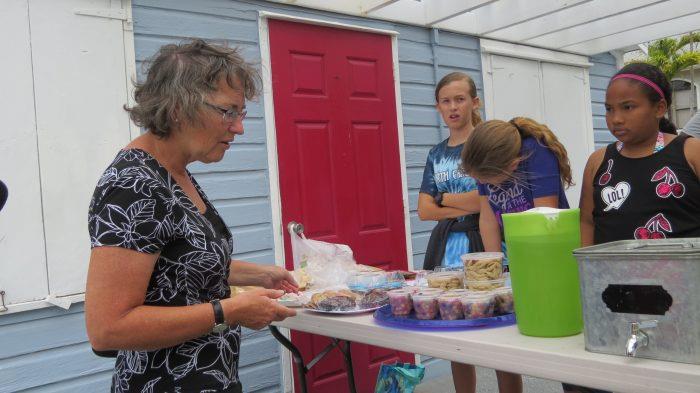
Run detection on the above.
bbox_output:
[0,290,7,312]
[74,8,128,21]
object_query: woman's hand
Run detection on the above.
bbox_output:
[223,288,297,330]
[229,260,298,293]
[261,265,299,293]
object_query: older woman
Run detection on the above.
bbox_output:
[86,39,297,393]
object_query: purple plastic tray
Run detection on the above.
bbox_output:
[373,305,516,330]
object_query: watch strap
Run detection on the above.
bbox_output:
[210,299,225,325]
[435,192,444,207]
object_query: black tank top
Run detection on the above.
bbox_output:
[592,134,700,244]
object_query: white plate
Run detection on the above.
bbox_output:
[303,305,383,315]
[278,299,304,307]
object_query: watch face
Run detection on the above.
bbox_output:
[212,323,228,334]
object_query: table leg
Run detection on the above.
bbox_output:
[269,326,308,393]
[269,326,358,393]
[338,340,357,393]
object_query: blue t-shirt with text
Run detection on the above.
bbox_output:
[420,139,477,267]
[478,137,569,228]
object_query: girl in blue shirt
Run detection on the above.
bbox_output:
[456,117,572,252]
[421,75,525,393]
[418,72,483,268]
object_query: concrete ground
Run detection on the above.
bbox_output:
[415,366,563,393]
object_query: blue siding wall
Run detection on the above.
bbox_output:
[0,304,279,393]
[589,53,619,149]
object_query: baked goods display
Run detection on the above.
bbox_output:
[386,286,511,321]
[305,288,389,312]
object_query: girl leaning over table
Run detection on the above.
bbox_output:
[453,116,577,393]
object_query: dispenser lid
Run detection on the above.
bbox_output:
[574,238,700,256]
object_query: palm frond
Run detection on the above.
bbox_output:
[637,33,700,80]
[677,33,700,51]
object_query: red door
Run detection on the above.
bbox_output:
[269,19,414,393]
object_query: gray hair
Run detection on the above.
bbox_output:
[125,39,261,137]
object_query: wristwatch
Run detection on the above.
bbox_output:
[210,299,228,333]
[434,192,445,207]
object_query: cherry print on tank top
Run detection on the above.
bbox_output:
[652,166,686,198]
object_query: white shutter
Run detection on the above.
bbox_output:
[30,0,133,297]
[0,0,135,312]
[0,0,50,307]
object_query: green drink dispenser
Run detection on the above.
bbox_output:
[502,207,583,337]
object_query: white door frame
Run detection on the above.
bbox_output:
[258,11,414,392]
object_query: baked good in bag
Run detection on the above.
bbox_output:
[358,288,389,309]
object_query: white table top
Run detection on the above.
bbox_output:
[273,310,700,393]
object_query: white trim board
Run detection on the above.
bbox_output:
[257,14,293,393]
[258,12,418,388]
[259,11,399,36]
[1,294,85,315]
[480,38,593,68]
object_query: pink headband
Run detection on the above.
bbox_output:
[611,73,666,100]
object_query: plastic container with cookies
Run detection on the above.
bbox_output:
[461,252,504,282]
[427,271,464,290]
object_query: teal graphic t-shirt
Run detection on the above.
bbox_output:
[420,139,478,267]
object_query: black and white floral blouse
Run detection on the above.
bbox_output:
[88,149,240,393]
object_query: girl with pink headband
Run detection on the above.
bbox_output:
[573,63,700,393]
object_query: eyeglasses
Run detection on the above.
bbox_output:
[204,102,247,123]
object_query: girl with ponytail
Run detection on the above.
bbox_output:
[579,62,700,249]
[445,116,571,393]
[456,117,572,252]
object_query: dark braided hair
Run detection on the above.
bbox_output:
[610,63,677,134]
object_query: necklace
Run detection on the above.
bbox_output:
[616,131,665,155]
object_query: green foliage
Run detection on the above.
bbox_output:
[638,33,700,81]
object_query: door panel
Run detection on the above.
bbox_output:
[269,19,413,393]
[490,55,543,121]
[541,62,591,205]
[486,54,593,206]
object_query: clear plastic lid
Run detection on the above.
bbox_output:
[462,292,495,300]
[413,290,441,299]
[460,252,504,262]
[387,288,411,296]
